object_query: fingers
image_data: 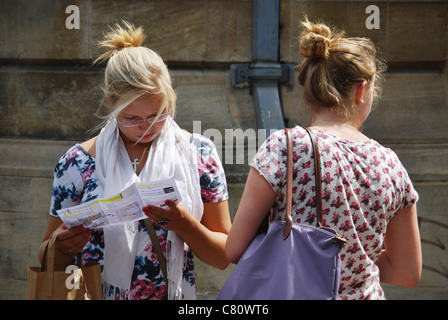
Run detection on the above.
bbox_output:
[164,199,177,210]
[143,200,180,230]
[143,200,174,219]
[54,225,91,256]
[143,204,167,225]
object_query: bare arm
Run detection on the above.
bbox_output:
[225,168,277,264]
[39,137,96,266]
[376,204,422,288]
[144,200,232,270]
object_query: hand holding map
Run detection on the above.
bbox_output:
[57,178,182,229]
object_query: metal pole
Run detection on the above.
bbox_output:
[231,0,293,132]
[251,0,285,131]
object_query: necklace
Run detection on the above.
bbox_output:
[131,157,140,172]
[129,146,149,172]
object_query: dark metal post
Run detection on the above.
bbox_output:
[252,0,279,62]
[230,0,294,132]
[251,0,284,131]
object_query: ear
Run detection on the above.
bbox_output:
[355,81,368,105]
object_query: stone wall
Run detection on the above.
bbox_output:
[0,0,447,299]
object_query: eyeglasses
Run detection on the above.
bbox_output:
[117,114,169,127]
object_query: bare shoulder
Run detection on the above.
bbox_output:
[79,136,97,158]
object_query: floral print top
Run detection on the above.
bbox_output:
[50,134,228,300]
[250,126,418,300]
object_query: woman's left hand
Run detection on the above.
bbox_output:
[144,200,231,270]
[142,200,193,231]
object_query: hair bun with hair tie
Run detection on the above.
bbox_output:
[299,19,334,60]
[94,20,146,64]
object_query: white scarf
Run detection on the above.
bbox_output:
[95,116,203,300]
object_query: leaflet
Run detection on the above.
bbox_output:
[57,178,182,229]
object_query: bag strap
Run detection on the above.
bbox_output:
[144,219,168,287]
[282,128,293,239]
[41,228,83,297]
[304,127,323,227]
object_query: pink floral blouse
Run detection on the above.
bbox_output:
[250,126,418,300]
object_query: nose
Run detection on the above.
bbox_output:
[138,119,152,129]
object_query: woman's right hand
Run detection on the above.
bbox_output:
[52,223,91,256]
[39,216,91,265]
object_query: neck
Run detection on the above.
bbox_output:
[124,140,152,150]
[309,116,369,142]
[310,119,357,129]
[310,113,361,130]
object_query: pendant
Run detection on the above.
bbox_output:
[131,157,139,172]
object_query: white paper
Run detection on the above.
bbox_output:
[57,178,182,229]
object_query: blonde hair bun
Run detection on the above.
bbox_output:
[94,20,177,124]
[299,19,336,59]
[95,21,146,63]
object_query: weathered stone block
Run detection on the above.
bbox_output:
[363,72,448,144]
[1,0,252,63]
[0,0,91,61]
[280,1,447,67]
[0,177,53,299]
[173,70,234,132]
[282,71,448,144]
[204,0,253,63]
[92,0,206,62]
[0,138,76,178]
[0,66,103,140]
[92,0,253,63]
[388,3,447,66]
[389,144,448,182]
[0,67,256,141]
